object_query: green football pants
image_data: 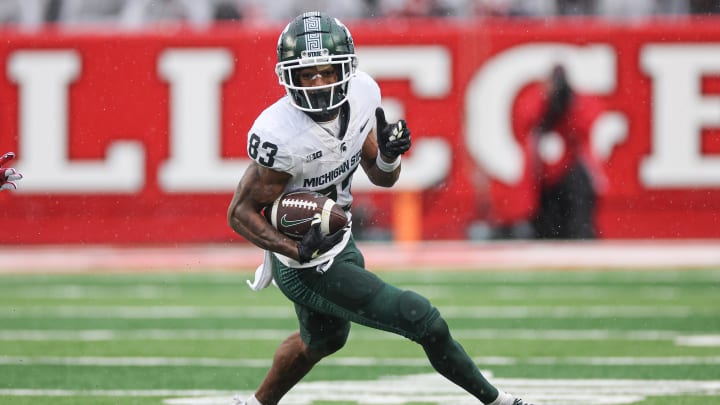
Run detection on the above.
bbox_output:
[270,237,499,403]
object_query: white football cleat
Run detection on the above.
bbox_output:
[229,394,247,405]
[491,391,536,405]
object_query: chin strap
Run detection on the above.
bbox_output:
[307,109,339,122]
[307,102,350,140]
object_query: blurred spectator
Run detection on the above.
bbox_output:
[518,65,607,239]
[2,0,720,28]
[50,0,245,29]
[469,0,555,17]
[596,0,657,19]
[655,0,691,14]
[59,0,217,29]
[381,0,451,17]
[689,0,720,14]
[470,0,518,17]
[119,0,215,28]
[228,0,372,23]
[596,0,690,19]
[0,0,48,30]
[45,0,62,21]
[56,0,127,26]
[214,1,242,21]
[555,0,595,15]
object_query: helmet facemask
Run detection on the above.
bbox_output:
[276,50,357,115]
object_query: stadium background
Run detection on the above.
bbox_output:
[1,2,720,405]
[2,1,720,244]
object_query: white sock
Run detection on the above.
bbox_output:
[247,395,263,405]
[487,390,513,405]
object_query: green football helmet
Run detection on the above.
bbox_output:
[276,12,358,116]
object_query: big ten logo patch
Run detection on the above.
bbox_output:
[306,150,323,162]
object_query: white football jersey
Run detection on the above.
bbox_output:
[247,70,381,268]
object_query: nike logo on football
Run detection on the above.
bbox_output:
[280,214,315,228]
[360,118,370,133]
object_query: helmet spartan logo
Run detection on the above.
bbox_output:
[304,15,323,56]
[340,142,347,152]
[304,13,321,30]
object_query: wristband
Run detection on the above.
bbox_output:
[375,154,401,172]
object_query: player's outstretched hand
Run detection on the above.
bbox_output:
[375,107,411,159]
[0,152,23,191]
[297,215,346,263]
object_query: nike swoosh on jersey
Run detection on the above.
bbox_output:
[280,214,315,228]
[360,118,370,133]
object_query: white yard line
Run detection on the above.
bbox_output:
[0,328,718,344]
[0,389,233,397]
[676,335,720,346]
[2,374,720,405]
[163,375,720,405]
[1,240,719,272]
[0,305,712,318]
[2,355,720,367]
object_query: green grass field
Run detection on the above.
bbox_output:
[1,268,719,405]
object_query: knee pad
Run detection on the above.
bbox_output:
[398,291,449,344]
[307,322,350,356]
[399,290,432,322]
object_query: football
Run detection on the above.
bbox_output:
[264,190,348,240]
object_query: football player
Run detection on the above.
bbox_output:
[0,151,22,191]
[227,11,534,405]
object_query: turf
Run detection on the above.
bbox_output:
[1,269,719,404]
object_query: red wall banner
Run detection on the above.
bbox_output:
[1,18,720,243]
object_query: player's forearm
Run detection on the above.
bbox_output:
[227,206,300,260]
[364,155,401,187]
